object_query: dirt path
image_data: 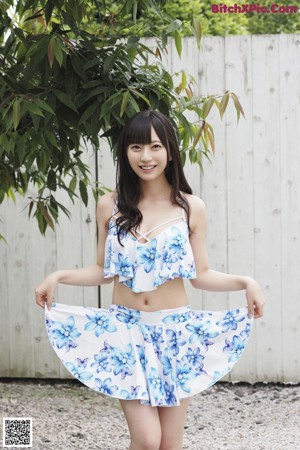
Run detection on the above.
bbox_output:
[0,381,299,449]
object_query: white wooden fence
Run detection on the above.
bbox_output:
[1,35,300,382]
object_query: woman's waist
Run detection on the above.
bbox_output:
[111,277,189,312]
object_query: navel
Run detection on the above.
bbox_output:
[144,299,148,306]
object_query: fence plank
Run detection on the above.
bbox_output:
[169,37,202,309]
[198,37,229,311]
[224,35,257,382]
[279,34,300,382]
[0,200,10,376]
[252,35,283,381]
[97,138,115,309]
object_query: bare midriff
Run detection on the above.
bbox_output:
[111,277,189,312]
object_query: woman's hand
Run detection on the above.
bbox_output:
[35,273,59,310]
[245,278,266,319]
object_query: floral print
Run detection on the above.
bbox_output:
[103,222,197,293]
[84,311,117,337]
[136,239,161,273]
[46,315,81,351]
[217,309,246,332]
[46,303,253,407]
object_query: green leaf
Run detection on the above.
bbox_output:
[128,93,140,113]
[230,92,245,122]
[120,90,130,117]
[45,130,59,148]
[103,55,115,74]
[193,123,204,147]
[100,92,123,119]
[35,99,55,114]
[78,101,99,126]
[44,1,54,24]
[24,100,44,117]
[129,89,150,106]
[202,97,215,119]
[165,19,182,34]
[42,206,55,231]
[54,41,64,67]
[28,200,34,218]
[0,233,8,244]
[13,99,20,130]
[36,204,47,235]
[193,18,202,49]
[174,30,182,58]
[79,180,88,206]
[219,92,230,119]
[37,150,49,173]
[81,86,107,104]
[48,36,56,68]
[181,71,187,90]
[132,0,138,22]
[69,176,77,193]
[47,169,57,191]
[126,35,139,49]
[82,80,103,89]
[54,90,78,112]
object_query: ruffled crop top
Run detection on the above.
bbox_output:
[103,201,197,293]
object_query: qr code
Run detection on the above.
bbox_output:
[3,418,32,448]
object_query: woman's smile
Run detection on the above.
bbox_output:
[139,165,157,173]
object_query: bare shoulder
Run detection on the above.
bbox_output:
[184,193,206,211]
[96,191,116,223]
[183,193,207,232]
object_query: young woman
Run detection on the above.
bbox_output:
[35,110,265,450]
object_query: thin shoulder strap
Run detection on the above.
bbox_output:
[111,197,118,217]
[179,191,186,220]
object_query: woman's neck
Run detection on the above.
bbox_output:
[139,178,172,202]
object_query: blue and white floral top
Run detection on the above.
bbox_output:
[103,204,197,293]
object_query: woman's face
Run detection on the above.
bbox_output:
[126,127,169,181]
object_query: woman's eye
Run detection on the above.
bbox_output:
[152,144,162,150]
[131,145,141,151]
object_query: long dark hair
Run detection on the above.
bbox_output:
[114,110,193,243]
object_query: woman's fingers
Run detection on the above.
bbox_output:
[247,301,254,318]
[35,283,54,310]
[247,298,265,319]
[254,300,265,319]
[35,289,46,308]
[46,290,53,310]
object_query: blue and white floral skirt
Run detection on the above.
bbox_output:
[45,303,252,407]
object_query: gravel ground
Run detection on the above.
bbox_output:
[0,380,299,450]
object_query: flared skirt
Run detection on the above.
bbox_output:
[45,302,252,407]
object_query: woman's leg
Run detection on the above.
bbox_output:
[119,400,162,450]
[158,398,190,450]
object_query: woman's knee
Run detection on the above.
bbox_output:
[159,436,183,450]
[119,400,162,450]
[130,431,161,450]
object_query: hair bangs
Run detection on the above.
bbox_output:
[124,113,153,147]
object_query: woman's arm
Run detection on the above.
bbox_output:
[35,192,114,309]
[188,195,265,318]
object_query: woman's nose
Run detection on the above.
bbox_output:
[140,148,152,161]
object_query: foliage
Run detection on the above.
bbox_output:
[105,0,300,37]
[0,0,244,237]
[247,0,300,34]
[137,0,249,36]
[81,0,249,37]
